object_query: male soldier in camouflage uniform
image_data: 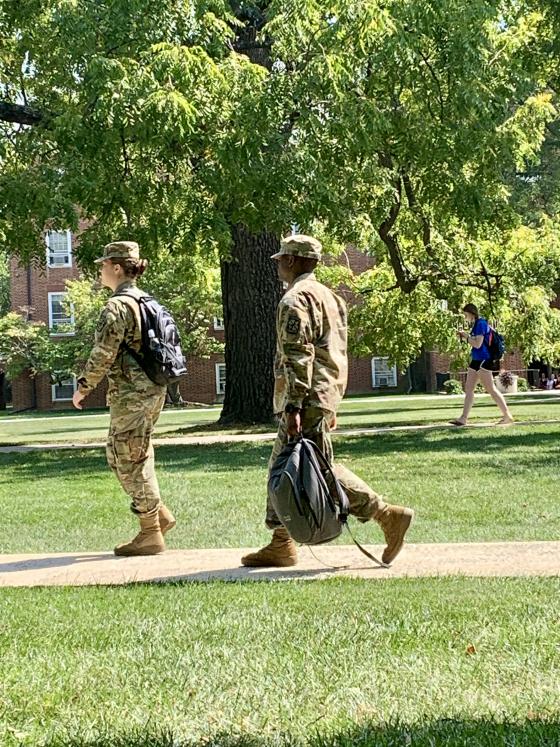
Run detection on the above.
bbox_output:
[241,234,414,568]
[72,241,175,556]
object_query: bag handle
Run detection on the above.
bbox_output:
[298,437,388,568]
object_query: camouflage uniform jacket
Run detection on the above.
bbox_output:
[273,272,348,414]
[77,281,157,399]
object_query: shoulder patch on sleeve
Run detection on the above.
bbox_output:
[286,315,301,335]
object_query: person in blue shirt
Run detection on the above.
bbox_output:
[450,303,514,426]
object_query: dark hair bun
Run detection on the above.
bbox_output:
[112,257,148,278]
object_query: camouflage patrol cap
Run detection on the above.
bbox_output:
[271,234,322,261]
[94,241,140,264]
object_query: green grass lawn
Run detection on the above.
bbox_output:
[2,393,560,445]
[1,424,559,554]
[0,578,558,746]
[1,398,559,747]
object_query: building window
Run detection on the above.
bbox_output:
[51,376,77,402]
[48,292,75,334]
[46,229,72,268]
[215,363,226,395]
[371,357,398,388]
[213,317,224,331]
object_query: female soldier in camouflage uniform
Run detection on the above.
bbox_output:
[72,241,175,556]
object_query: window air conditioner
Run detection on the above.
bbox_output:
[50,254,69,265]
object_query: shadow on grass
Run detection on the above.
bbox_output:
[173,421,275,437]
[339,402,471,417]
[336,427,560,462]
[2,425,559,482]
[0,442,270,480]
[45,718,560,746]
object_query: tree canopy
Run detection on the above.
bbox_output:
[266,0,560,366]
[2,0,560,394]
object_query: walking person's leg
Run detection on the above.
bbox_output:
[241,414,298,567]
[242,406,414,567]
[450,366,478,425]
[241,407,331,568]
[333,464,414,565]
[107,389,168,556]
[479,366,514,424]
[147,390,176,535]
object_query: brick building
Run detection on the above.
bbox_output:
[7,234,408,411]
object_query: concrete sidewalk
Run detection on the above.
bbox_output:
[2,418,559,454]
[1,540,558,587]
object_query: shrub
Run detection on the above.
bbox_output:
[443,379,463,395]
[517,376,529,392]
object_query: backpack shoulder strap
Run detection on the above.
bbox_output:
[110,293,144,356]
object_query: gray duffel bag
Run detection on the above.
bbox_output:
[268,436,350,545]
[268,436,388,566]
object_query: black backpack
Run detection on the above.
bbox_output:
[268,436,387,566]
[115,292,188,386]
[487,326,506,360]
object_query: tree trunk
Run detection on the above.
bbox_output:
[219,224,282,425]
[0,372,5,410]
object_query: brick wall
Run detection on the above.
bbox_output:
[178,353,224,404]
[346,356,407,395]
[9,240,110,411]
[339,244,375,274]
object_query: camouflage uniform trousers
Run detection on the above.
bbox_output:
[265,406,386,529]
[106,387,166,516]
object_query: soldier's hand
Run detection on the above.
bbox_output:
[286,411,302,437]
[72,390,86,410]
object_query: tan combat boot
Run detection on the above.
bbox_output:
[241,527,298,568]
[114,511,165,557]
[159,504,176,536]
[376,505,414,565]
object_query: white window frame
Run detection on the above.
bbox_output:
[215,363,226,395]
[371,357,398,389]
[51,376,77,402]
[46,229,73,268]
[213,316,225,331]
[48,291,75,334]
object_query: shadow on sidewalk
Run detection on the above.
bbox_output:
[0,552,114,573]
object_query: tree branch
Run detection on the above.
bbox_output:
[417,49,445,122]
[402,171,435,261]
[376,154,418,294]
[0,101,46,126]
[120,129,131,178]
